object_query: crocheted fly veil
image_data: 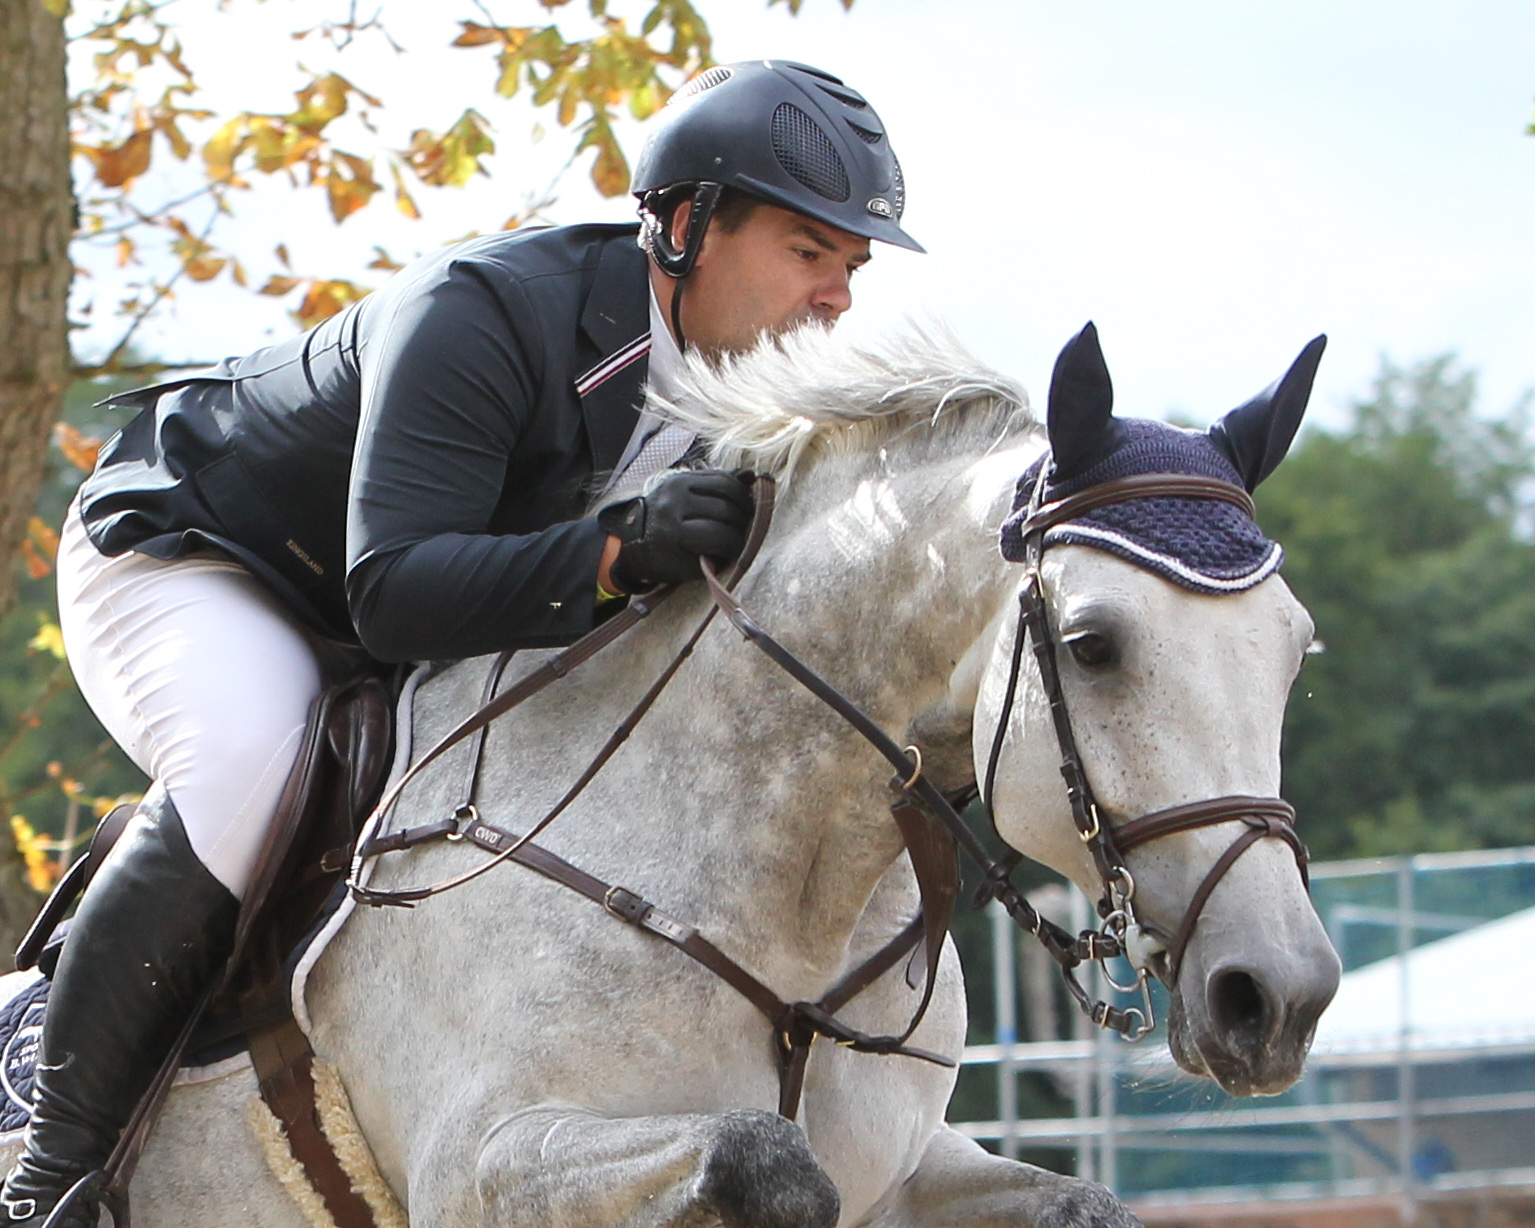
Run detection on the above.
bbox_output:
[1001,324,1327,588]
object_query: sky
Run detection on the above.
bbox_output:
[74,0,1535,432]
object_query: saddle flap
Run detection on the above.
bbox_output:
[214,672,395,1020]
[15,801,138,974]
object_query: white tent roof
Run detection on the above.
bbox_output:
[1310,903,1535,1056]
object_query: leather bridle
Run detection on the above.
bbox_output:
[988,462,1310,1032]
[349,463,1310,1116]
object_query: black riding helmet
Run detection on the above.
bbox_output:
[632,59,923,293]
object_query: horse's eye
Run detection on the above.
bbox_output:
[1066,632,1115,668]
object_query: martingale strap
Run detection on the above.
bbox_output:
[350,477,962,1118]
[694,559,1150,1038]
[420,806,951,1120]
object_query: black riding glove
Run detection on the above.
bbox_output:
[598,469,754,592]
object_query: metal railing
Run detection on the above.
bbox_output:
[950,845,1535,1204]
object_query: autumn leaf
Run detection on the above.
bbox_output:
[82,126,153,188]
[53,423,101,472]
[321,151,380,223]
[202,116,246,183]
[184,256,226,281]
[295,279,370,329]
[9,816,61,894]
[153,109,193,160]
[291,72,379,134]
[389,159,420,219]
[259,274,301,296]
[28,620,66,661]
[20,541,50,581]
[579,112,630,197]
[166,217,227,281]
[114,235,134,268]
[402,110,494,187]
[452,21,504,47]
[27,517,60,561]
[367,245,404,271]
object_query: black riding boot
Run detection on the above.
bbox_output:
[0,787,238,1227]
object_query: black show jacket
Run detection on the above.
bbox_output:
[78,223,653,662]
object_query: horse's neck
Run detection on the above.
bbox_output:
[696,441,1031,970]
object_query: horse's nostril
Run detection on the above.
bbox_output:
[1210,969,1270,1047]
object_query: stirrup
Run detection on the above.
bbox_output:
[37,1169,124,1228]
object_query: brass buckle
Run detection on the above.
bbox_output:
[1079,803,1101,843]
[603,884,646,924]
[899,745,924,791]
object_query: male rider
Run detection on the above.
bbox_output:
[3,59,919,1227]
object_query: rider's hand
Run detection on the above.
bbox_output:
[598,469,753,593]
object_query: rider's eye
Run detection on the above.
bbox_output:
[1065,632,1115,668]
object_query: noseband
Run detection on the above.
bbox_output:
[988,466,1309,1024]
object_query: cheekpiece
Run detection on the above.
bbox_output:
[999,419,1282,595]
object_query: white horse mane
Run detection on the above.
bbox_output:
[660,321,1036,480]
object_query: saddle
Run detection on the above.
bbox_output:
[13,670,396,1227]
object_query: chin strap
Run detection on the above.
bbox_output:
[670,275,690,353]
[640,181,723,353]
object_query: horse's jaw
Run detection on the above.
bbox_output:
[978,547,1341,1098]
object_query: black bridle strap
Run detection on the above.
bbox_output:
[1015,472,1256,538]
[1006,464,1308,990]
[349,475,780,907]
[347,476,964,1116]
[441,810,951,1120]
[1114,797,1307,977]
[695,558,1147,1039]
[1017,572,1123,887]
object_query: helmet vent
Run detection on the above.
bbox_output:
[675,65,734,100]
[771,102,851,202]
[848,121,884,145]
[815,82,868,110]
[891,156,906,219]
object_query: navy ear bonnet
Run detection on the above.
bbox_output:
[999,419,1283,595]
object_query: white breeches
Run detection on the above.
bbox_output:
[57,502,324,898]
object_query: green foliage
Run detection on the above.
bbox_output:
[1259,356,1535,858]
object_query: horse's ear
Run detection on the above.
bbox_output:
[1209,335,1327,491]
[1047,322,1121,479]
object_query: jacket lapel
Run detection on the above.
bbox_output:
[576,235,651,474]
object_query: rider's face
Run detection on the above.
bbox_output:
[658,199,871,356]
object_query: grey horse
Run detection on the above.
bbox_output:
[0,322,1339,1226]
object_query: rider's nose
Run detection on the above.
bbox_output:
[813,275,852,321]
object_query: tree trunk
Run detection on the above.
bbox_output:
[0,0,72,621]
[0,0,73,960]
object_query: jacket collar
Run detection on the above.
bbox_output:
[577,229,652,473]
[580,227,650,354]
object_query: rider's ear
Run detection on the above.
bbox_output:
[1047,322,1123,480]
[1208,335,1327,492]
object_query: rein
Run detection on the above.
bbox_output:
[348,461,1311,1116]
[347,479,959,1118]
